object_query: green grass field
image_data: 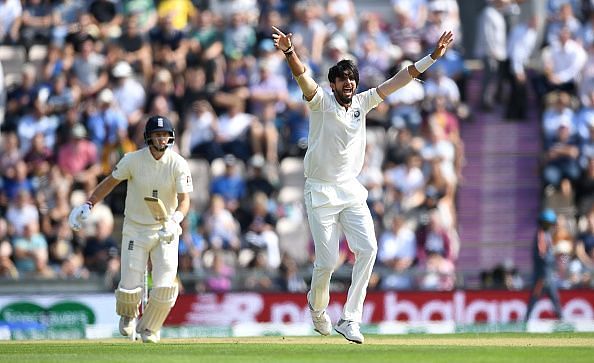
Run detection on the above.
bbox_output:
[1,333,593,363]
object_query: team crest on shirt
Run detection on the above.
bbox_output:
[351,109,362,128]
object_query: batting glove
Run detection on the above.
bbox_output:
[159,211,184,243]
[68,201,93,231]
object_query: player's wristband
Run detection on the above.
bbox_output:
[414,54,436,73]
[283,45,294,56]
[172,211,184,224]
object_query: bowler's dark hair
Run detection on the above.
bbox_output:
[328,59,359,86]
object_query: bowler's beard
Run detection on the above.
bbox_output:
[333,88,353,107]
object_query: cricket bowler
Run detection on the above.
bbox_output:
[272,26,454,343]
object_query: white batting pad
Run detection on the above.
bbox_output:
[136,285,179,333]
[115,287,142,318]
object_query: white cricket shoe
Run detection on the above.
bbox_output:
[311,310,332,336]
[140,329,160,343]
[307,292,332,336]
[335,319,364,344]
[119,316,136,337]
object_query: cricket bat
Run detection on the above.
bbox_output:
[143,196,173,243]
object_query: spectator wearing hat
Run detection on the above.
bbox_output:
[244,154,277,200]
[56,123,101,192]
[112,61,146,126]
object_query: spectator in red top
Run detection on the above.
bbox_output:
[56,123,100,192]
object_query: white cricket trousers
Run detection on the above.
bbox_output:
[119,221,179,290]
[304,179,378,323]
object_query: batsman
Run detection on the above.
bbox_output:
[68,115,193,343]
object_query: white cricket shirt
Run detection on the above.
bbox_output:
[112,147,193,225]
[304,86,383,183]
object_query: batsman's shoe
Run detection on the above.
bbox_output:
[335,319,364,344]
[119,316,136,337]
[140,329,160,343]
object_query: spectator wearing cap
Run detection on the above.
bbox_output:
[56,123,101,192]
[210,154,246,213]
[112,61,146,126]
[86,88,128,154]
[245,154,277,199]
[320,36,356,85]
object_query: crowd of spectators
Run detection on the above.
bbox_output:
[474,0,594,290]
[0,0,468,293]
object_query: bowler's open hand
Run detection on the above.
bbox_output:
[431,31,455,60]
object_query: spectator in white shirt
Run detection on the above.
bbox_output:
[539,26,587,99]
[505,16,538,120]
[474,0,507,111]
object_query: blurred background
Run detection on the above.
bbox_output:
[0,0,593,337]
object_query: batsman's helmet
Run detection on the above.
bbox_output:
[144,115,175,148]
[538,208,557,225]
